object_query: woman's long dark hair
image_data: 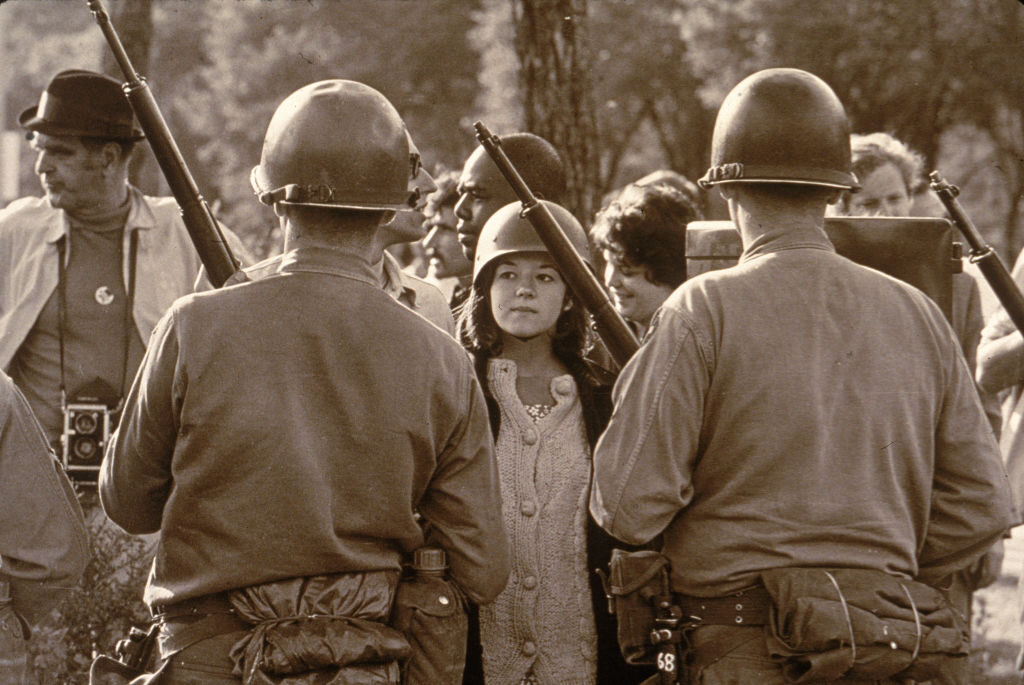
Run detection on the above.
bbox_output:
[458,258,611,440]
[457,259,593,375]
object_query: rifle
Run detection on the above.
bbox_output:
[85,0,241,288]
[473,122,639,368]
[930,171,1024,334]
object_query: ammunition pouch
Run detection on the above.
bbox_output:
[599,548,689,685]
[108,573,409,685]
[226,573,408,683]
[760,567,970,684]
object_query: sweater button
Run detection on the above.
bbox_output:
[521,500,536,516]
[522,641,537,656]
[523,575,537,590]
[523,429,538,445]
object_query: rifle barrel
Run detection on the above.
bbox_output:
[473,121,639,367]
[85,0,240,288]
[930,171,1024,335]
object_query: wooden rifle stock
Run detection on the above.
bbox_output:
[86,0,241,288]
[473,121,639,368]
[930,171,1024,334]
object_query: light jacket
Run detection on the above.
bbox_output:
[591,225,1017,597]
[0,187,249,370]
[243,250,455,335]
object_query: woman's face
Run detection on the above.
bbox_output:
[602,249,674,327]
[490,253,567,339]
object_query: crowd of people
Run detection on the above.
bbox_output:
[0,64,1021,685]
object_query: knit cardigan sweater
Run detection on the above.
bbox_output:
[480,358,597,685]
[462,352,653,685]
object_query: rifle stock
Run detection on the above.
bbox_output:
[473,121,639,368]
[930,171,1024,334]
[86,0,241,288]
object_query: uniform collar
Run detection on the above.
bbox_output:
[378,251,418,308]
[739,224,835,263]
[277,246,380,287]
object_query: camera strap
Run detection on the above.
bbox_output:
[55,229,138,412]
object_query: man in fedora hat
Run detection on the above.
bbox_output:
[0,69,249,480]
[0,69,250,673]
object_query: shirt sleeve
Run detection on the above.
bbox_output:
[918,343,1020,584]
[0,372,89,626]
[589,306,708,545]
[976,248,1024,394]
[416,357,511,605]
[99,309,181,535]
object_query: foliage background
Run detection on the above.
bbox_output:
[1,0,1022,258]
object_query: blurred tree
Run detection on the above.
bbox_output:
[100,0,152,77]
[174,0,482,258]
[948,0,1024,256]
[512,0,599,220]
[97,0,167,196]
[468,0,524,137]
[588,0,716,215]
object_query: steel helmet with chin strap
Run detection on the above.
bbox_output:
[698,68,859,191]
[250,79,431,211]
[472,200,592,286]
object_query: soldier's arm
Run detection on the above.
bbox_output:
[590,307,705,544]
[416,358,511,605]
[0,373,89,627]
[100,310,180,534]
[919,345,1019,584]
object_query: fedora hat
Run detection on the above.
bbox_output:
[19,69,144,141]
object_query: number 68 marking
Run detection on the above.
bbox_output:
[657,651,676,672]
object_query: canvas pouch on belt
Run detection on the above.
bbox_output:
[760,567,970,684]
[598,548,673,666]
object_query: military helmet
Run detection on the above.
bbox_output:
[473,200,592,285]
[698,68,859,191]
[250,79,426,211]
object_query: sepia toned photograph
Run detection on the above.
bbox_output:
[0,1,1022,682]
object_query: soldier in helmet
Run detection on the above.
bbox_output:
[589,68,1016,682]
[100,80,510,683]
[240,120,455,334]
